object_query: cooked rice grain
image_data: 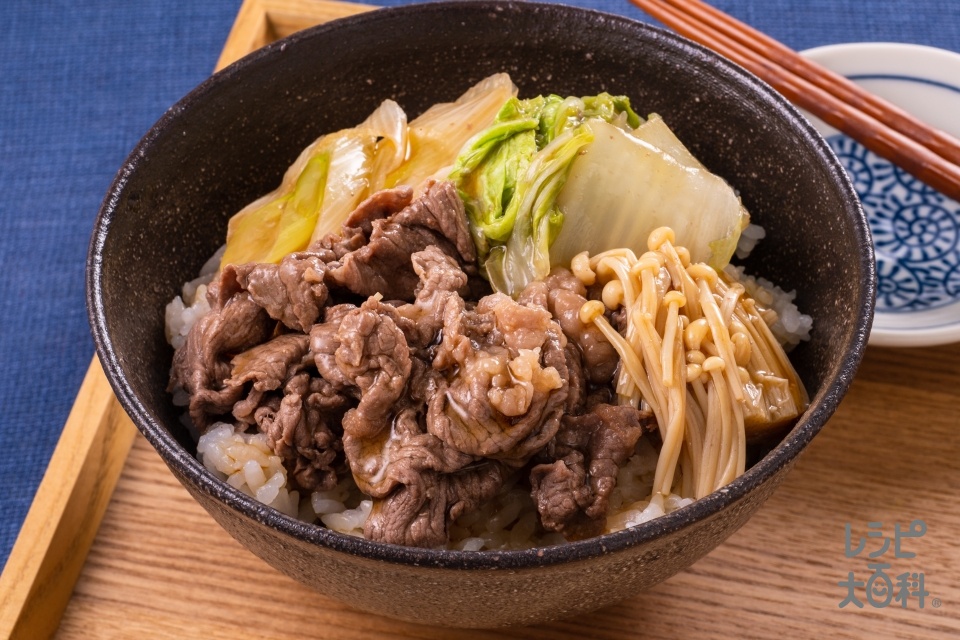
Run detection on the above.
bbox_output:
[196,423,300,517]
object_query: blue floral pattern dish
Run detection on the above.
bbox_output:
[800,43,960,347]
[826,134,960,312]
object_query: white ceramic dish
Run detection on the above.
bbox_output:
[800,42,960,347]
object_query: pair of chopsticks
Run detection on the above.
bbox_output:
[630,0,960,202]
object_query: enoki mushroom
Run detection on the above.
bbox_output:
[574,227,809,516]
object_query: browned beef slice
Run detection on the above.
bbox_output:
[309,303,359,390]
[342,186,415,236]
[308,186,414,262]
[190,331,347,492]
[169,292,273,428]
[311,248,466,359]
[223,252,328,333]
[334,300,413,440]
[334,290,567,548]
[517,268,585,309]
[516,281,548,310]
[225,333,312,424]
[311,226,366,264]
[549,289,618,386]
[324,181,476,300]
[343,365,473,498]
[398,180,476,262]
[530,404,654,539]
[338,324,484,547]
[563,343,587,414]
[428,292,569,465]
[518,271,588,416]
[393,246,469,349]
[363,461,507,548]
[255,372,347,492]
[530,454,590,533]
[522,268,619,386]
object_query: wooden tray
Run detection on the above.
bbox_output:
[2,1,959,637]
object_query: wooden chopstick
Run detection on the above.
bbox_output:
[630,0,960,202]
[659,0,960,166]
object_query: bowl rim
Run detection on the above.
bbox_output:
[87,0,875,570]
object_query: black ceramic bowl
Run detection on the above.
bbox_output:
[87,0,874,628]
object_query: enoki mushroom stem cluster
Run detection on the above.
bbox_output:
[574,227,808,508]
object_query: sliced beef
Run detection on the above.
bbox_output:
[522,268,619,387]
[394,246,469,349]
[309,303,359,390]
[364,460,507,548]
[323,181,476,300]
[517,268,583,308]
[337,286,575,547]
[428,292,569,465]
[223,252,328,333]
[549,288,619,386]
[342,186,415,237]
[394,180,476,261]
[530,403,655,539]
[228,333,312,424]
[310,186,414,262]
[563,344,587,414]
[169,292,273,428]
[343,362,473,498]
[255,371,347,492]
[340,339,485,547]
[516,280,549,310]
[201,333,349,492]
[311,248,465,361]
[334,300,413,440]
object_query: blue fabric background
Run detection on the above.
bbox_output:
[0,0,957,571]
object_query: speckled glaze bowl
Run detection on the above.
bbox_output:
[87,1,874,628]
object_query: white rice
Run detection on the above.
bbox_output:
[602,438,693,531]
[196,423,300,517]
[735,222,766,260]
[309,479,372,537]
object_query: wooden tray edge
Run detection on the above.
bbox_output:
[0,358,136,640]
[0,1,375,638]
[217,0,374,71]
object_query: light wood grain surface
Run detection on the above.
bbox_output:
[7,1,960,638]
